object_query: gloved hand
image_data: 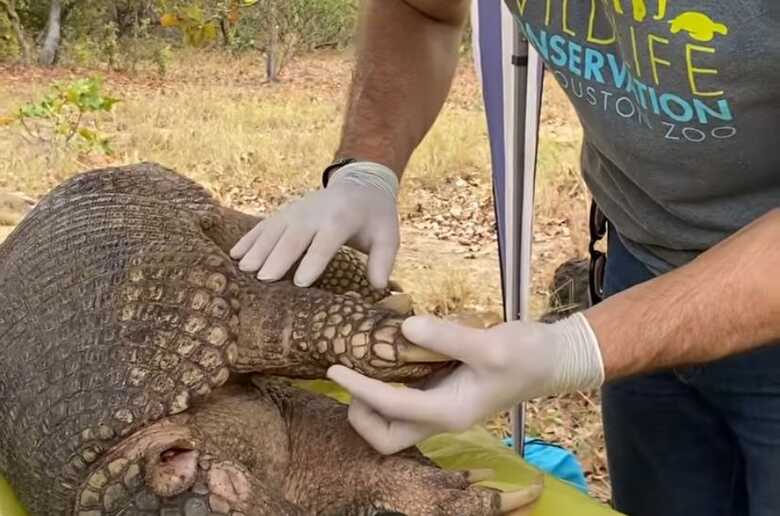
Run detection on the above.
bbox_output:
[327,312,605,455]
[230,161,400,289]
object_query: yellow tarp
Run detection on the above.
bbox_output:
[298,380,622,516]
[0,380,622,516]
[0,478,24,516]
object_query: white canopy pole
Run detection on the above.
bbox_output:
[499,4,526,457]
[472,1,544,457]
[474,1,545,457]
[508,17,545,457]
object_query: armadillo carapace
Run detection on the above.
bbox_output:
[0,163,541,515]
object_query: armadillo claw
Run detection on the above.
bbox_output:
[445,311,504,329]
[396,341,451,363]
[499,476,544,514]
[388,279,405,293]
[374,293,414,315]
[463,468,496,483]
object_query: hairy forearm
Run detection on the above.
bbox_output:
[335,0,469,175]
[586,209,780,380]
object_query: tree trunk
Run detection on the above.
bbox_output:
[38,0,63,66]
[0,0,31,63]
[265,1,279,82]
[266,22,278,81]
[219,17,232,47]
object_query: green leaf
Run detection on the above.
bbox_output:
[77,127,97,142]
[9,75,121,153]
[183,5,205,24]
[100,96,121,111]
[202,21,219,43]
[18,103,48,119]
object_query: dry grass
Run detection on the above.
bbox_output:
[0,62,339,201]
[0,51,492,214]
[0,50,609,501]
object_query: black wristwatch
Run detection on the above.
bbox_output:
[321,157,358,188]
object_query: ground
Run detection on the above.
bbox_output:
[0,50,610,502]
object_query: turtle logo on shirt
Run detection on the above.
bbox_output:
[669,11,729,42]
[612,1,729,43]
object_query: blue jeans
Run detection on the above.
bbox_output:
[601,229,780,516]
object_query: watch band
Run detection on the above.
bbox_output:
[321,158,358,188]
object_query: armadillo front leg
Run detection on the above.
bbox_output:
[208,207,397,304]
[234,281,449,382]
[309,247,400,304]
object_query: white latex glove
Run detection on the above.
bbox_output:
[230,162,400,289]
[326,312,605,455]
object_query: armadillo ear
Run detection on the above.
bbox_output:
[144,438,200,497]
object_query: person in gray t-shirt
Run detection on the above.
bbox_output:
[232,2,780,514]
[511,1,780,275]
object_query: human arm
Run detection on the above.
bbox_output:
[328,209,780,454]
[334,0,470,174]
[230,0,469,288]
[589,207,780,379]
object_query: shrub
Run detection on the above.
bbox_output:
[0,12,21,62]
[2,76,120,155]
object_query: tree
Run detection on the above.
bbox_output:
[0,0,356,71]
[0,0,31,63]
[254,0,357,81]
[38,0,63,65]
[110,0,157,38]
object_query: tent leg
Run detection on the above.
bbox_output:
[509,21,530,458]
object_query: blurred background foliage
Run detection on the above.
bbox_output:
[0,0,362,79]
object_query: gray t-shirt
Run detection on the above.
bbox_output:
[505,1,780,273]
